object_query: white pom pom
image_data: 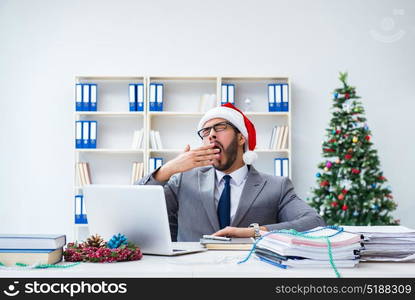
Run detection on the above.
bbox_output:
[243,151,258,165]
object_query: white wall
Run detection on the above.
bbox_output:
[1,0,414,240]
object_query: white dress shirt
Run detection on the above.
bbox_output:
[214,165,249,223]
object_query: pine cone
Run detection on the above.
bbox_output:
[85,234,105,248]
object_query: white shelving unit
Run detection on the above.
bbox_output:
[73,75,291,241]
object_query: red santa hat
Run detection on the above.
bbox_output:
[197,103,258,165]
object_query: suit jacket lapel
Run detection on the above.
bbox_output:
[198,167,220,231]
[231,166,266,227]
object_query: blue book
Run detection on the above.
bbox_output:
[82,121,90,148]
[90,84,98,111]
[149,83,157,111]
[274,158,282,177]
[221,84,235,105]
[75,121,83,148]
[136,83,144,111]
[89,121,97,148]
[129,84,137,111]
[275,84,282,112]
[0,234,66,250]
[281,157,289,177]
[75,84,83,111]
[156,84,164,111]
[268,84,276,112]
[281,83,289,112]
[82,84,90,111]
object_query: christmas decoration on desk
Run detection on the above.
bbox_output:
[63,234,143,263]
[308,72,398,226]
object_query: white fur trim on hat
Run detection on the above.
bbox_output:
[197,106,248,140]
[243,151,258,165]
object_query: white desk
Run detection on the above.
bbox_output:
[1,243,414,278]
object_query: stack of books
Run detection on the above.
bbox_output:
[0,234,66,267]
[131,129,144,149]
[131,162,144,184]
[269,125,288,150]
[76,162,92,186]
[343,225,415,262]
[200,237,254,250]
[254,227,362,268]
[149,130,163,150]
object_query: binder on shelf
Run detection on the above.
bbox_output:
[75,84,83,111]
[81,193,88,224]
[282,83,289,112]
[274,158,282,177]
[74,195,87,224]
[75,121,83,148]
[282,158,289,177]
[129,84,137,111]
[221,84,227,105]
[149,157,163,173]
[137,83,144,111]
[89,121,97,149]
[90,84,97,111]
[149,83,157,111]
[155,131,163,150]
[275,84,282,112]
[221,84,235,105]
[82,121,90,148]
[156,83,164,111]
[268,84,276,112]
[82,84,90,111]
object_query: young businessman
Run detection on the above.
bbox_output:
[137,103,325,241]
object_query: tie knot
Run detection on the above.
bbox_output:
[223,175,231,184]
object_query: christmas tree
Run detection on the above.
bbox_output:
[308,72,398,225]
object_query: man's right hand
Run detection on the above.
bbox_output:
[153,143,220,182]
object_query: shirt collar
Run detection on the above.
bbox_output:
[215,165,248,187]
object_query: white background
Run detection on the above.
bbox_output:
[0,0,414,240]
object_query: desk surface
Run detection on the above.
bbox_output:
[1,243,414,278]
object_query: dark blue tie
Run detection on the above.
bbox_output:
[217,175,231,229]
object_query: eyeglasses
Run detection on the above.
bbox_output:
[197,122,236,139]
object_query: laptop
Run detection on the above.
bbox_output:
[83,184,207,256]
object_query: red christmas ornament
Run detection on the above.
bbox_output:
[331,201,338,207]
[345,93,350,99]
[342,189,348,194]
[324,148,335,153]
[365,135,371,141]
[341,204,348,211]
[329,139,337,143]
[338,194,344,201]
[386,194,394,199]
[320,180,330,187]
[335,129,341,134]
[344,154,352,160]
[351,168,360,174]
[379,176,386,181]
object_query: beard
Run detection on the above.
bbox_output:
[213,134,239,172]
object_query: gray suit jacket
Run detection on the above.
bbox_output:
[137,165,325,242]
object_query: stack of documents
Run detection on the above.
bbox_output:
[255,227,362,268]
[343,226,415,262]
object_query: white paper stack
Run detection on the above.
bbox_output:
[343,225,415,262]
[255,227,362,268]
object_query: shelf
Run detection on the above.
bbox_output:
[148,111,205,116]
[76,76,144,81]
[76,149,144,154]
[75,112,144,117]
[245,112,289,117]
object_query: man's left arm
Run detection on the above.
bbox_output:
[213,177,325,238]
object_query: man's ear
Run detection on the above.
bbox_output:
[238,133,246,146]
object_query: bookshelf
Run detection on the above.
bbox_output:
[73,75,291,241]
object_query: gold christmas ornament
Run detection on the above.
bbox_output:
[352,137,358,143]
